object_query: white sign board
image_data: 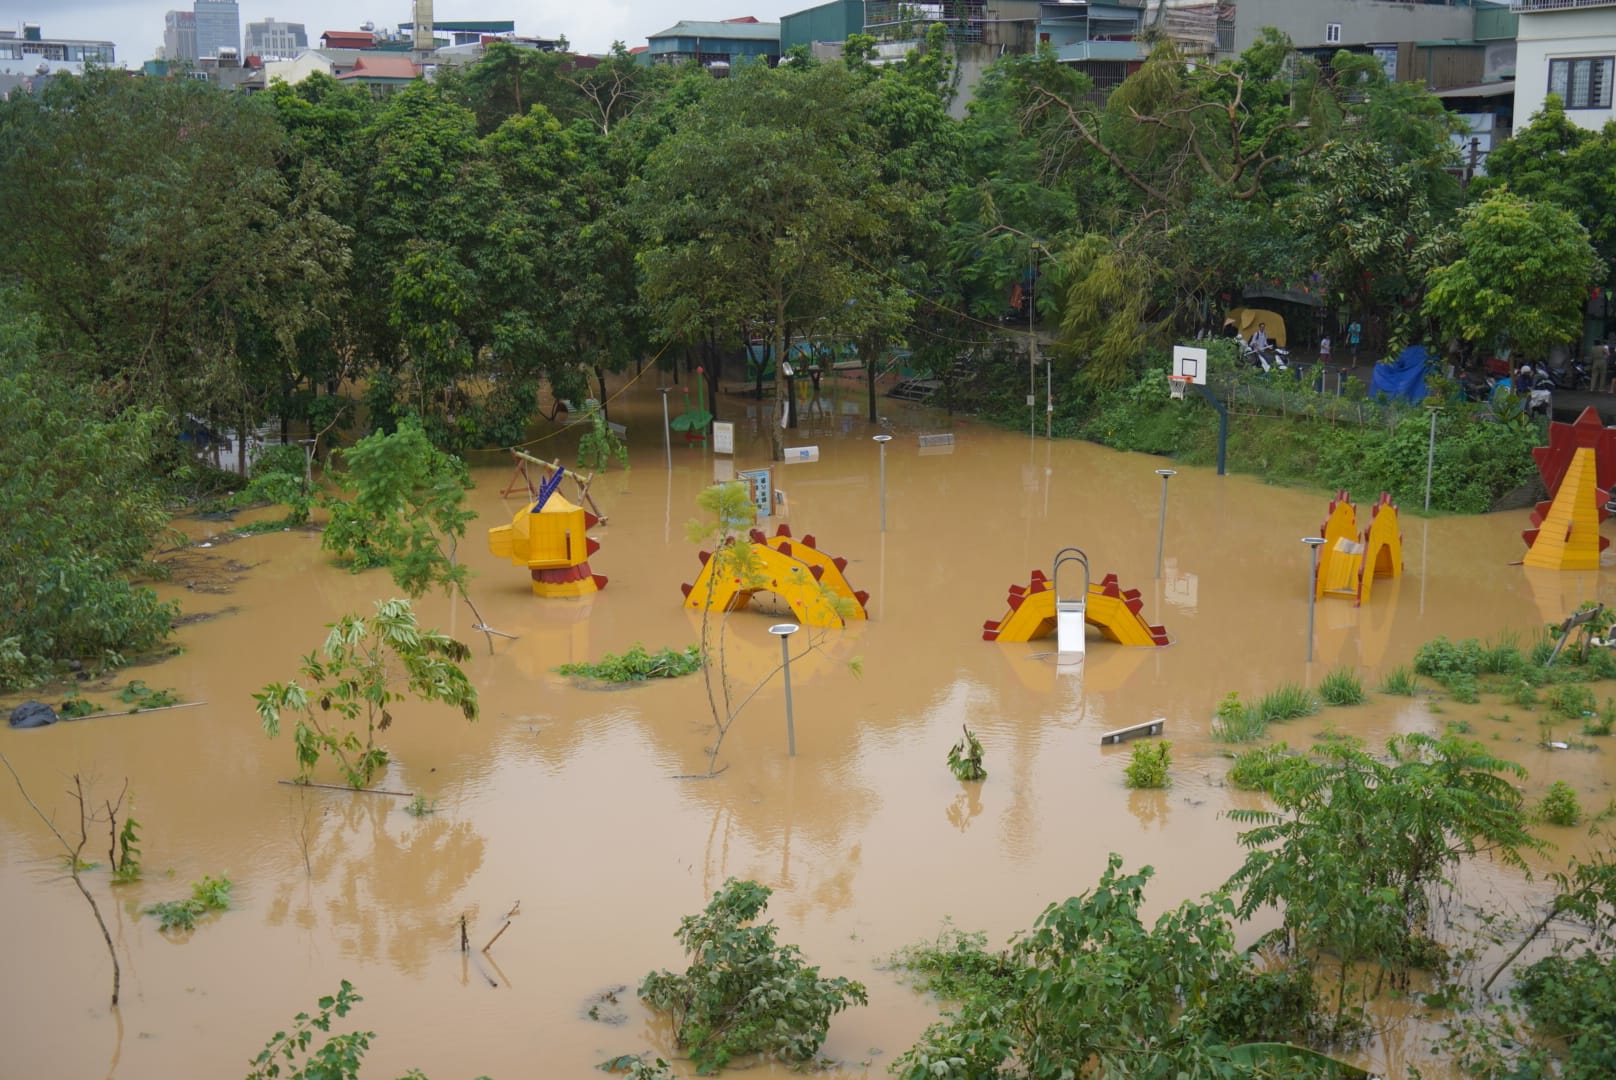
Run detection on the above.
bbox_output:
[782,446,819,464]
[712,421,735,455]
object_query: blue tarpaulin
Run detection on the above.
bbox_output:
[1369,345,1429,404]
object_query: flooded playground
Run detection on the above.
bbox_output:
[2,374,1613,1079]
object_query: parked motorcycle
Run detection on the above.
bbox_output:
[1242,342,1290,373]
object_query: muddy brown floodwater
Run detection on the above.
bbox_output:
[3,374,1615,1079]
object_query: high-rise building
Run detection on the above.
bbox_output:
[245,17,306,59]
[164,10,198,61]
[193,0,240,60]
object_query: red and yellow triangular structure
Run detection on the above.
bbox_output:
[1522,408,1616,570]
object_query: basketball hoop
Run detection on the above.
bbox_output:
[1169,375,1191,400]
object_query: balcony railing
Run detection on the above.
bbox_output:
[1511,0,1616,12]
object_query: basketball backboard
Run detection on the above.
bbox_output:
[1172,345,1208,385]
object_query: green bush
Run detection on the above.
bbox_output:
[1414,637,1485,682]
[1124,740,1172,789]
[1227,744,1306,792]
[639,879,867,1073]
[555,644,701,683]
[1319,667,1367,707]
[1478,633,1527,675]
[1514,950,1616,1077]
[1538,782,1582,827]
[146,873,233,932]
[1448,673,1481,704]
[947,725,988,781]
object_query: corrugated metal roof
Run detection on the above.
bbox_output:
[1434,79,1515,99]
[647,20,781,41]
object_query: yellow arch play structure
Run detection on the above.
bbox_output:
[680,526,869,629]
[982,570,1169,647]
[1315,491,1402,606]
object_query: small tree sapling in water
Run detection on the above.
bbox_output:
[947,724,988,781]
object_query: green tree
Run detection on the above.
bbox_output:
[636,61,901,459]
[1423,191,1603,361]
[255,598,478,789]
[0,71,346,442]
[1227,733,1536,1014]
[0,308,176,690]
[320,418,493,643]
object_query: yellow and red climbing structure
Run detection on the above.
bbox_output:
[680,524,869,629]
[982,570,1169,647]
[488,468,608,598]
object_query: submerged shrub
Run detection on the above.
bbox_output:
[1213,692,1265,743]
[1124,740,1172,789]
[1378,666,1420,696]
[1319,667,1367,707]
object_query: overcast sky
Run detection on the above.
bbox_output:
[9,1,805,63]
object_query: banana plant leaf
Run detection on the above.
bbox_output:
[1226,1043,1372,1078]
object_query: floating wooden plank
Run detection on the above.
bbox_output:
[1100,719,1165,745]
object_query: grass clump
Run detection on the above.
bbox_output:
[1546,684,1596,721]
[1377,666,1419,696]
[1477,632,1527,676]
[1537,781,1582,827]
[1447,673,1480,704]
[145,873,233,932]
[1212,692,1265,743]
[1318,667,1367,707]
[1123,740,1172,789]
[403,794,437,817]
[555,643,701,683]
[1258,683,1319,724]
[1584,699,1615,737]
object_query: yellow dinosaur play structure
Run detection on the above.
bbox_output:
[1315,491,1402,606]
[487,470,607,598]
[680,525,869,629]
[982,570,1169,647]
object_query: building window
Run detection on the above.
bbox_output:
[1325,23,1342,45]
[1549,56,1614,110]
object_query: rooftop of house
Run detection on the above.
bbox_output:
[647,19,782,42]
[320,30,376,49]
[335,54,420,81]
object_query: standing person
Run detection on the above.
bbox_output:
[1593,338,1611,393]
[1319,334,1333,365]
[1347,319,1363,361]
[1248,323,1272,371]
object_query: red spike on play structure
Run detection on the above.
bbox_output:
[584,511,600,528]
[778,541,793,557]
[680,583,693,597]
[698,550,712,565]
[1030,570,1048,583]
[749,528,766,543]
[1008,594,1024,611]
[854,590,869,605]
[802,534,817,548]
[1008,584,1028,598]
[809,564,823,580]
[593,575,609,591]
[982,629,1000,641]
[1125,597,1143,614]
[833,556,847,571]
[586,538,600,557]
[775,524,792,538]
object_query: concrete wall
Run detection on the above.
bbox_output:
[1516,9,1616,130]
[1227,0,1475,54]
[781,0,863,53]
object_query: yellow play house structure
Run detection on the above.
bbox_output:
[1315,491,1403,605]
[1521,407,1616,571]
[680,525,868,629]
[488,470,607,598]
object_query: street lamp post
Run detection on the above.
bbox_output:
[1423,405,1444,512]
[659,387,673,470]
[873,434,892,531]
[769,623,800,756]
[1302,537,1326,663]
[1154,468,1176,579]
